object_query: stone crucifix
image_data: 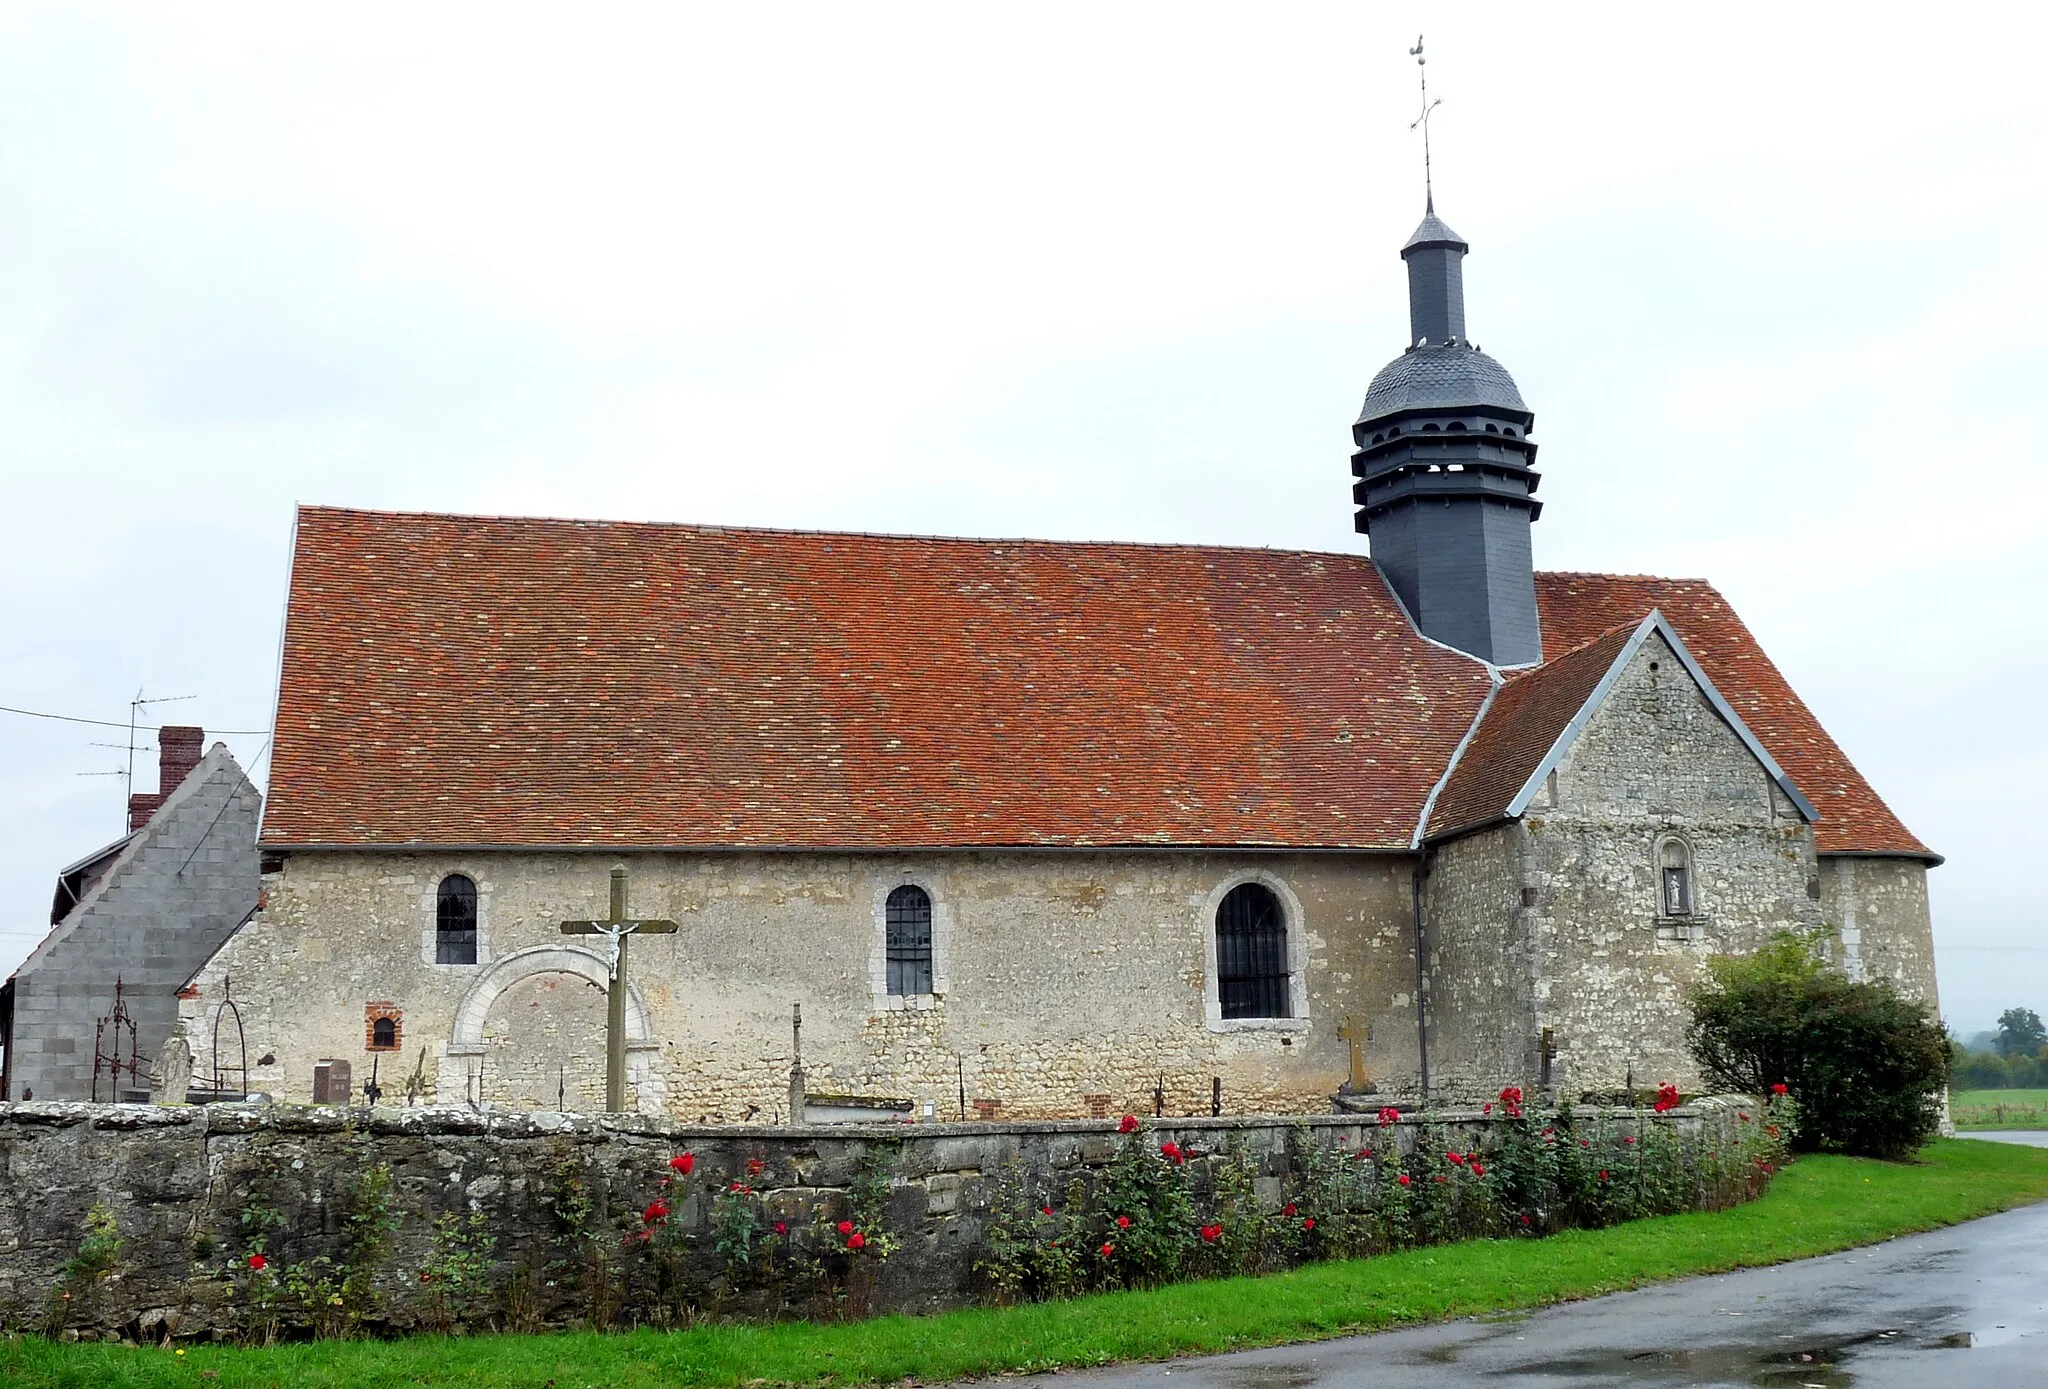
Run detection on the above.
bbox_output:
[559,864,676,1113]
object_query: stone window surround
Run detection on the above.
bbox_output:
[869,871,952,1010]
[419,868,495,969]
[1202,871,1310,1033]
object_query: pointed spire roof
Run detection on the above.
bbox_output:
[1402,206,1468,255]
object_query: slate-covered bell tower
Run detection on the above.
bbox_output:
[1352,206,1543,666]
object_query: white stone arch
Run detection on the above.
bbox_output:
[443,944,665,1114]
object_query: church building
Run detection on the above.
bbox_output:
[180,204,1941,1119]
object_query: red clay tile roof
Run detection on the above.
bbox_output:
[1425,620,1641,841]
[262,507,1494,849]
[260,508,1933,860]
[1534,574,1934,859]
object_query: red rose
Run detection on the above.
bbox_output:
[1200,1224,1221,1243]
[1282,1203,1296,1217]
[1447,1151,1463,1164]
[1041,1206,1053,1216]
[247,1253,268,1271]
[1160,1142,1184,1163]
[1598,1170,1609,1181]
[1100,1242,1115,1257]
[746,1157,766,1177]
[774,1222,787,1235]
[1482,1102,1493,1116]
[1470,1164,1485,1177]
[1377,1106,1401,1127]
[1116,1215,1131,1229]
[1772,1083,1789,1096]
[1739,1112,1751,1123]
[1355,1147,1372,1160]
[837,1220,853,1235]
[1118,1115,1140,1134]
[670,1153,695,1175]
[1302,1217,1315,1231]
[1396,1173,1411,1186]
[847,1232,866,1250]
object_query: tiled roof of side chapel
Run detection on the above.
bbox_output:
[259,197,1934,864]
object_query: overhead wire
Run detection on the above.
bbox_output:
[0,703,268,735]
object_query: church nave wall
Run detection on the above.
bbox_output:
[181,848,1426,1121]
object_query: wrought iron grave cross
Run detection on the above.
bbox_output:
[559,864,676,1112]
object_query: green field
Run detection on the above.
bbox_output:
[1951,1088,2048,1130]
[6,1139,2047,1389]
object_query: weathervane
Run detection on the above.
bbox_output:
[1409,35,1441,212]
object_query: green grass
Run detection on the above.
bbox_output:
[1951,1087,2048,1130]
[8,1138,2047,1389]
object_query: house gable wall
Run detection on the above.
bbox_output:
[6,751,261,1100]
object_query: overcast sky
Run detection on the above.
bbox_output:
[2,4,2043,1035]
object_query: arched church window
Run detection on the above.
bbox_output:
[1659,840,1693,917]
[1216,882,1290,1019]
[885,885,934,996]
[436,874,479,964]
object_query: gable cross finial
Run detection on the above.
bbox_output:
[1409,35,1441,212]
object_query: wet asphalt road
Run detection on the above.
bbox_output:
[1029,1136,2048,1388]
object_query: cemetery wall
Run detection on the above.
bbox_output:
[0,1098,1759,1340]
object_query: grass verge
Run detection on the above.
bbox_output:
[7,1138,2047,1389]
[1951,1087,2048,1130]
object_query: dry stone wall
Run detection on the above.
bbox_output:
[0,1098,1759,1340]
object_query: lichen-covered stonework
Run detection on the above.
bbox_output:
[1818,856,1938,1007]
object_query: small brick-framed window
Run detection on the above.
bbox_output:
[1658,838,1694,917]
[885,885,934,996]
[436,874,479,964]
[365,1002,403,1052]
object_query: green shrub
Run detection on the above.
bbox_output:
[1688,932,1948,1159]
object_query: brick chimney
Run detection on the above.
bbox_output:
[127,725,206,831]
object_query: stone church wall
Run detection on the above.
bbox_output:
[181,849,1422,1123]
[1817,856,1938,1007]
[1419,824,1537,1102]
[1490,634,1824,1096]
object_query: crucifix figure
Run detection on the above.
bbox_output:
[559,864,676,1112]
[1338,1016,1374,1095]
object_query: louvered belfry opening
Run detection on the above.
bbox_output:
[1216,882,1290,1019]
[885,885,934,996]
[436,874,479,965]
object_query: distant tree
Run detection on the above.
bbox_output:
[1688,932,1949,1159]
[1994,1008,2047,1059]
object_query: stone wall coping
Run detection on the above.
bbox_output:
[0,1098,1744,1139]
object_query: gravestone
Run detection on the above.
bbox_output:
[150,1033,193,1105]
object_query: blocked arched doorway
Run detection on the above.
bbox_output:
[445,945,664,1114]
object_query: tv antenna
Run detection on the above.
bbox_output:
[1409,35,1442,212]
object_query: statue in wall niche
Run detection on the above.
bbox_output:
[150,1032,194,1105]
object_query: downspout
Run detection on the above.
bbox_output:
[1411,848,1431,1106]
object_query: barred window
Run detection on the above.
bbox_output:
[1659,840,1693,917]
[885,885,934,996]
[1216,882,1290,1019]
[436,874,479,964]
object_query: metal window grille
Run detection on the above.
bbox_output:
[436,875,479,964]
[1216,882,1290,1019]
[885,885,934,996]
